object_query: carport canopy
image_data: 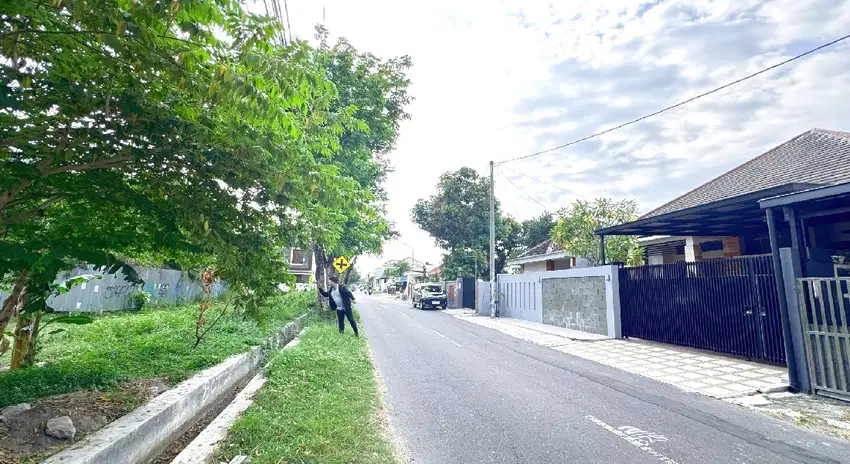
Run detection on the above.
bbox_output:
[596,183,820,237]
[759,181,850,216]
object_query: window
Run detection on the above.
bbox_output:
[290,248,307,265]
[422,285,442,293]
[700,240,723,252]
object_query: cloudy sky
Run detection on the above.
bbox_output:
[278,0,850,274]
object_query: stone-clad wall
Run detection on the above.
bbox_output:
[541,276,608,335]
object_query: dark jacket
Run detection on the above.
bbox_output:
[318,285,355,311]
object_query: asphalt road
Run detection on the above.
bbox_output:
[358,294,850,464]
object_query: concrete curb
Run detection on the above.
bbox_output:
[45,314,308,464]
[170,328,308,464]
[169,373,267,464]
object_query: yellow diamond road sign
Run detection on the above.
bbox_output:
[333,256,351,274]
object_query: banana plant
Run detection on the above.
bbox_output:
[5,255,142,369]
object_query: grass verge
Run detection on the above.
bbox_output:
[220,317,398,464]
[0,292,315,407]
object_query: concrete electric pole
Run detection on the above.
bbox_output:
[489,161,496,318]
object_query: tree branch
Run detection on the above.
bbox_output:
[0,179,33,215]
[0,28,207,48]
[40,155,133,176]
[2,196,64,226]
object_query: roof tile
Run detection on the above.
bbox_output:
[642,128,850,219]
[516,238,565,259]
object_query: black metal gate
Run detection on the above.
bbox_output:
[619,255,786,365]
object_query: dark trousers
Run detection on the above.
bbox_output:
[337,307,358,335]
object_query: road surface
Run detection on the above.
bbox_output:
[359,294,850,464]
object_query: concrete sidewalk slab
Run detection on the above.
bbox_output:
[452,315,578,348]
[442,309,477,317]
[728,391,850,442]
[454,314,788,400]
[495,317,610,341]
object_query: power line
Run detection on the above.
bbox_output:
[495,173,524,218]
[500,165,590,199]
[283,0,293,45]
[496,168,549,211]
[496,32,850,165]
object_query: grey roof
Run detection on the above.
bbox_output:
[515,239,565,259]
[642,129,850,219]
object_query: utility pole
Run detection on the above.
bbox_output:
[489,161,496,318]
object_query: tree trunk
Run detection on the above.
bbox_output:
[313,244,329,311]
[23,311,42,367]
[0,271,28,340]
[9,313,33,370]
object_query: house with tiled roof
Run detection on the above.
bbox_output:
[426,263,443,279]
[599,128,850,265]
[505,238,578,273]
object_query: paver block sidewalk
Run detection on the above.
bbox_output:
[455,314,788,400]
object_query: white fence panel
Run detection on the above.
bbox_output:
[497,274,543,323]
[476,282,490,316]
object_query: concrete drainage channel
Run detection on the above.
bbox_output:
[45,315,309,464]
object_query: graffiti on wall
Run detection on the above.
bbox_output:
[0,264,226,313]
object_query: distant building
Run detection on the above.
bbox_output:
[426,264,443,280]
[506,239,576,274]
[282,247,313,284]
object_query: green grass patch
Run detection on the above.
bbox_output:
[0,292,316,407]
[221,318,398,464]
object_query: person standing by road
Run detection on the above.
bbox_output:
[318,276,359,336]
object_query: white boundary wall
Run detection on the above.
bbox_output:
[497,273,543,323]
[0,265,226,312]
[496,265,622,338]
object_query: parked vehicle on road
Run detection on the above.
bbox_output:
[412,283,447,310]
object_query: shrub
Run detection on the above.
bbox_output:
[130,291,151,310]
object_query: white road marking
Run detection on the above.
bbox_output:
[618,426,668,445]
[401,313,413,319]
[585,416,679,464]
[432,330,463,348]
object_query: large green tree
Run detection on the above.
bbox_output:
[307,26,412,291]
[551,198,643,266]
[518,212,556,251]
[384,260,411,278]
[344,266,362,285]
[0,0,360,366]
[411,167,518,279]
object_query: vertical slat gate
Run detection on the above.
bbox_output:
[797,278,850,400]
[619,255,786,365]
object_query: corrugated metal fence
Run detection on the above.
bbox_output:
[0,265,226,312]
[619,255,786,365]
[797,278,850,400]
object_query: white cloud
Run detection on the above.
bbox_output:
[273,0,850,274]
